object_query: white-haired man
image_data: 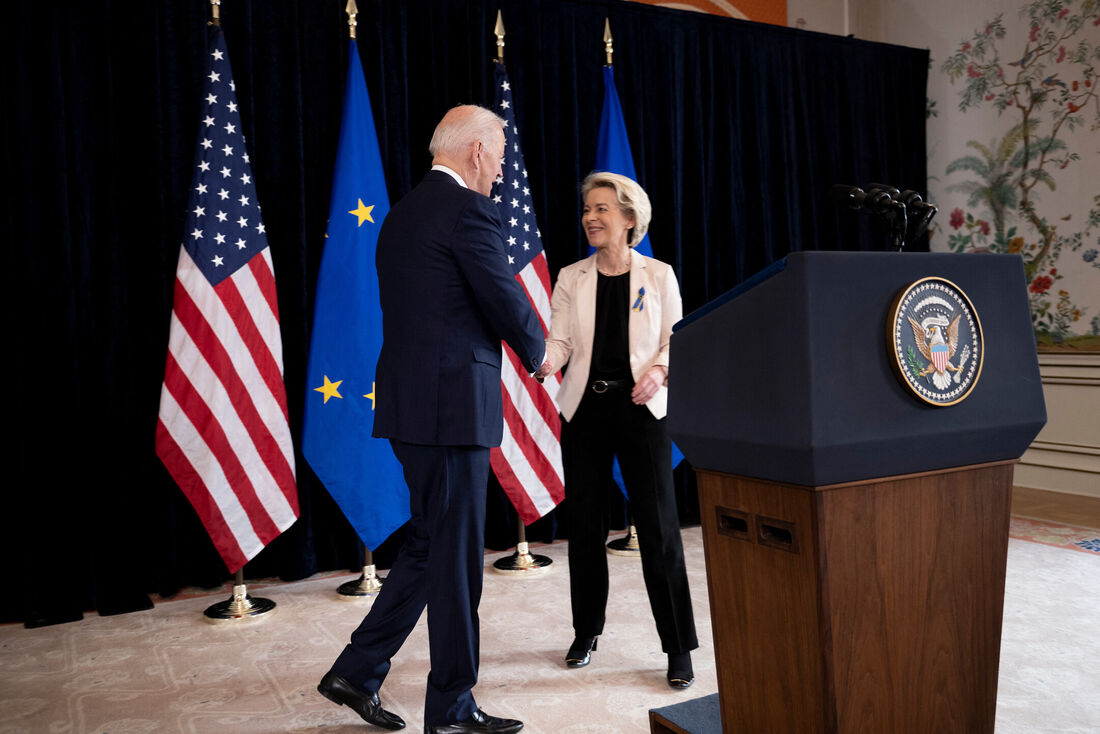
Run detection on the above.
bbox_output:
[318,105,544,734]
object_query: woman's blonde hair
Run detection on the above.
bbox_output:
[581,171,651,246]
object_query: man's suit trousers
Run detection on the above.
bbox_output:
[329,440,489,725]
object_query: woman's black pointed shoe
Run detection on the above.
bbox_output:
[666,651,695,689]
[565,636,598,668]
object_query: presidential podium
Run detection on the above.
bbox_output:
[661,252,1046,734]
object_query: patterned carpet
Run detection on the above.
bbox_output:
[1009,516,1100,555]
[0,528,718,734]
[1,524,1097,733]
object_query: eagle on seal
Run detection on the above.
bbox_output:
[908,313,962,390]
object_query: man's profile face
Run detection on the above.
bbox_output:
[472,128,506,197]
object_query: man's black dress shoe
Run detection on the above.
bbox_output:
[425,708,523,734]
[317,671,406,730]
[565,636,598,668]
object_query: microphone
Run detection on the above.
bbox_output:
[829,184,897,215]
[829,184,862,208]
[863,183,912,220]
[897,189,938,236]
[866,182,901,198]
[830,182,938,251]
[866,183,938,234]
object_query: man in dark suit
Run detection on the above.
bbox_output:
[317,105,544,734]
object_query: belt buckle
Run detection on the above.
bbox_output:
[592,380,609,394]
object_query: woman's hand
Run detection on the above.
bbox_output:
[631,365,667,405]
[534,360,555,380]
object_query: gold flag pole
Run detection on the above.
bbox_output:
[346,0,358,40]
[331,0,385,600]
[598,16,641,559]
[607,519,642,556]
[493,516,553,575]
[486,9,551,576]
[603,17,613,66]
[204,568,278,622]
[199,0,279,620]
[338,542,385,598]
[494,9,505,63]
[195,0,278,620]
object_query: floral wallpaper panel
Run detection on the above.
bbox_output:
[935,0,1100,351]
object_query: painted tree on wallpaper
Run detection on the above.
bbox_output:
[942,0,1100,350]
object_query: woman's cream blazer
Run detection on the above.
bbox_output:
[543,250,683,421]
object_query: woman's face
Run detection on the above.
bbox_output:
[582,186,634,250]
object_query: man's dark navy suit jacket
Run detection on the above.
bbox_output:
[373,170,545,448]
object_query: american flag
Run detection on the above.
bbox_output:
[155,26,299,573]
[488,62,565,524]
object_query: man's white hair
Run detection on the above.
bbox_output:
[429,105,506,158]
[581,171,652,245]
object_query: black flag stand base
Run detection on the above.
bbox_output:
[492,517,552,576]
[338,547,385,598]
[203,569,277,623]
[607,522,642,557]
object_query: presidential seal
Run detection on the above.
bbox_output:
[888,277,983,406]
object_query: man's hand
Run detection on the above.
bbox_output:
[534,360,554,381]
[631,365,667,405]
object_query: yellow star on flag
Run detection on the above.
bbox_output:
[314,375,343,404]
[364,382,376,409]
[349,198,375,227]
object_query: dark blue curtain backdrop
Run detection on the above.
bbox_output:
[2,0,928,624]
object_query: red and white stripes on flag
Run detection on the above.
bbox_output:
[156,26,298,573]
[931,343,949,373]
[157,247,298,572]
[489,61,565,525]
[492,253,566,524]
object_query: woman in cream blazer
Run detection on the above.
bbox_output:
[536,172,698,688]
[545,245,680,422]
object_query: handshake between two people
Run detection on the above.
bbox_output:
[533,360,555,381]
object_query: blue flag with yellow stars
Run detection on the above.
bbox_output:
[302,40,409,551]
[594,64,652,258]
[594,64,684,491]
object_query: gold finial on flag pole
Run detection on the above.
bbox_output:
[209,0,221,27]
[346,0,358,40]
[603,18,614,66]
[494,10,505,63]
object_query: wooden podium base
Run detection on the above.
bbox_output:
[695,460,1014,734]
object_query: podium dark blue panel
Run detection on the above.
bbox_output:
[668,251,1046,486]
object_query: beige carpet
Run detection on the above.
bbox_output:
[1,526,1097,733]
[0,529,716,734]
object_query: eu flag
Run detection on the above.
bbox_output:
[302,41,409,551]
[594,64,684,488]
[594,65,652,257]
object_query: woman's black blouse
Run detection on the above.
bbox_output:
[589,271,633,383]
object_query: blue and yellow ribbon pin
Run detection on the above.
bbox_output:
[632,286,646,312]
